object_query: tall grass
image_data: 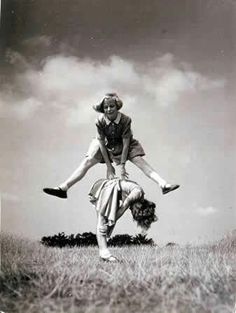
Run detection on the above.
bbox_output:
[0,232,235,313]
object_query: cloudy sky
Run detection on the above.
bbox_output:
[0,0,235,245]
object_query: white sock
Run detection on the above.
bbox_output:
[99,249,112,259]
[58,183,68,191]
[150,172,167,188]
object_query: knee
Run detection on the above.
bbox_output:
[131,157,152,174]
[131,156,144,169]
[130,156,141,165]
[84,157,95,168]
[97,224,108,236]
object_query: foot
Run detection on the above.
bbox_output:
[43,187,67,199]
[100,255,119,263]
[162,184,180,195]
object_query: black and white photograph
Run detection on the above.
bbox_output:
[0,0,236,312]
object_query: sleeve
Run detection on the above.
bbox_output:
[122,116,132,138]
[127,187,143,203]
[95,117,105,141]
[122,181,144,203]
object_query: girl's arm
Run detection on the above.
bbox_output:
[116,187,143,220]
[121,137,130,164]
[120,116,132,179]
[120,137,130,179]
[96,117,115,179]
[98,139,116,179]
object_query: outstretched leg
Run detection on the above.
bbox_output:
[43,157,99,198]
[130,156,167,187]
[59,157,99,190]
[130,156,179,194]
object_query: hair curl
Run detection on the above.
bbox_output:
[130,199,158,230]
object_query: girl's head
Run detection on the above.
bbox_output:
[130,198,157,231]
[93,93,123,113]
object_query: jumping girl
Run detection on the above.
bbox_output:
[43,93,179,198]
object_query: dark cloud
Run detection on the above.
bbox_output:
[1,0,235,72]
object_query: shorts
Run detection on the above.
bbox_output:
[86,138,145,165]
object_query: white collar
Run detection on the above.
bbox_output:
[104,112,121,125]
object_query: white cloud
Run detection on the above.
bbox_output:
[195,206,218,216]
[0,91,42,120]
[1,192,20,203]
[143,53,225,107]
[0,50,225,123]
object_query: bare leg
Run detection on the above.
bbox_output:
[59,157,99,190]
[96,214,112,258]
[130,156,167,188]
[130,156,180,194]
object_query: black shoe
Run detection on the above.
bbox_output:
[43,187,67,199]
[162,184,180,195]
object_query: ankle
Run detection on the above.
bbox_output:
[160,182,168,188]
[99,249,111,259]
[59,183,68,191]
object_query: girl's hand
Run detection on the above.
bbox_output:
[120,164,129,180]
[107,165,116,179]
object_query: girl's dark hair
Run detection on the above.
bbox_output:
[130,199,158,230]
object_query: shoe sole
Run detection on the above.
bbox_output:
[163,185,180,195]
[43,188,67,199]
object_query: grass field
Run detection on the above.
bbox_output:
[0,232,235,313]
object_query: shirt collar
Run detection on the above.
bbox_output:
[104,112,121,125]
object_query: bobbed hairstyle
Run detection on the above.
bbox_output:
[93,93,123,113]
[130,199,158,231]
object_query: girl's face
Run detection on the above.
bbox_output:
[103,98,118,120]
